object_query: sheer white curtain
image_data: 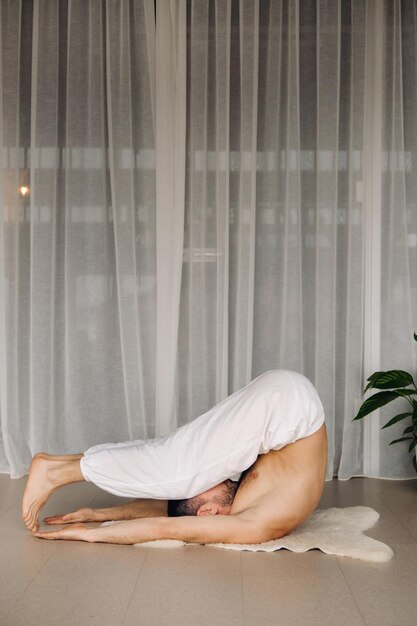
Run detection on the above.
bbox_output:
[178,0,417,479]
[0,0,159,477]
[179,0,368,481]
[378,0,417,476]
[1,0,416,480]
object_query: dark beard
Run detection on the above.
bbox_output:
[215,480,239,508]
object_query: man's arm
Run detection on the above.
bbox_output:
[34,511,285,545]
[43,499,168,525]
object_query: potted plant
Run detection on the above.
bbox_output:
[353,333,417,473]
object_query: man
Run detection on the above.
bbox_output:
[22,370,328,545]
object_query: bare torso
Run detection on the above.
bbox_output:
[230,422,328,536]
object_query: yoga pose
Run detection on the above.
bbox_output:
[22,370,328,545]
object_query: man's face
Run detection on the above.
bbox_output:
[194,479,238,516]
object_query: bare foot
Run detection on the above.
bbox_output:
[22,453,82,531]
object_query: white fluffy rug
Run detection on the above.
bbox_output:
[130,506,393,562]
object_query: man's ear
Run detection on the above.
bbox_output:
[196,502,219,516]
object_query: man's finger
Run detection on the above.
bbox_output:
[33,530,82,541]
[33,531,59,540]
[43,515,65,524]
[43,513,76,524]
[33,523,91,542]
[44,512,82,524]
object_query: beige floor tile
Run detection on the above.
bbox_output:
[357,507,416,545]
[5,541,146,626]
[318,478,416,545]
[337,543,417,626]
[241,550,365,626]
[395,512,417,541]
[123,545,244,626]
[378,479,417,514]
[0,475,26,517]
[0,537,57,619]
[0,506,38,540]
[319,477,391,513]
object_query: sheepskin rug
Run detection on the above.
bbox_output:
[131,506,394,562]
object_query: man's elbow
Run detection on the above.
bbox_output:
[255,524,292,543]
[230,523,287,545]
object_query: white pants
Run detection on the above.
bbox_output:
[80,370,325,500]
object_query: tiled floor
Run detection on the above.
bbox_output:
[0,475,416,626]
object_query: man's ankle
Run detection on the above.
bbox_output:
[47,460,81,487]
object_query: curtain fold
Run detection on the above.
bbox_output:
[378,0,417,476]
[155,0,186,436]
[105,0,156,440]
[313,0,340,476]
[338,0,367,478]
[1,0,416,479]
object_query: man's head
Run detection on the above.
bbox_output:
[167,479,239,517]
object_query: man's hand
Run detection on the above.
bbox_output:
[34,523,95,542]
[44,508,98,525]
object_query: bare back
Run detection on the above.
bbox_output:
[230,423,328,537]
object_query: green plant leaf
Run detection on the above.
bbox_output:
[381,412,412,429]
[413,455,417,473]
[413,405,417,428]
[364,371,385,392]
[403,426,414,434]
[408,439,417,452]
[389,436,413,446]
[367,370,415,390]
[353,391,401,420]
[414,332,417,342]
[394,388,417,398]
